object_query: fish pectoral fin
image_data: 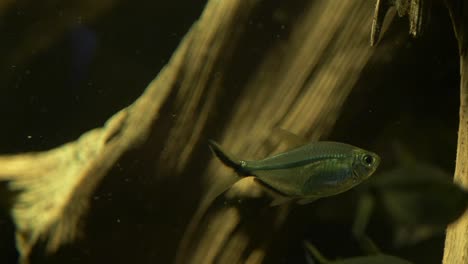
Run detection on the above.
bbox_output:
[296,197,319,205]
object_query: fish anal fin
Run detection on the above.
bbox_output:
[248,178,294,206]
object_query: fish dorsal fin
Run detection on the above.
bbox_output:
[271,127,311,149]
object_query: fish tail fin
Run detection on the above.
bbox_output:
[208,140,249,176]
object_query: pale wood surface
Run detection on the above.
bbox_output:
[443,1,468,263]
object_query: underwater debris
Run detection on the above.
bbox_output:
[370,0,432,45]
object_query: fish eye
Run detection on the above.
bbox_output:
[362,154,374,166]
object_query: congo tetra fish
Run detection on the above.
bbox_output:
[208,140,380,205]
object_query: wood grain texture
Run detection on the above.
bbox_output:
[444,1,468,263]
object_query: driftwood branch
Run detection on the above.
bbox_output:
[443,1,468,263]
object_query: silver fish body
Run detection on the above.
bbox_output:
[209,140,380,203]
